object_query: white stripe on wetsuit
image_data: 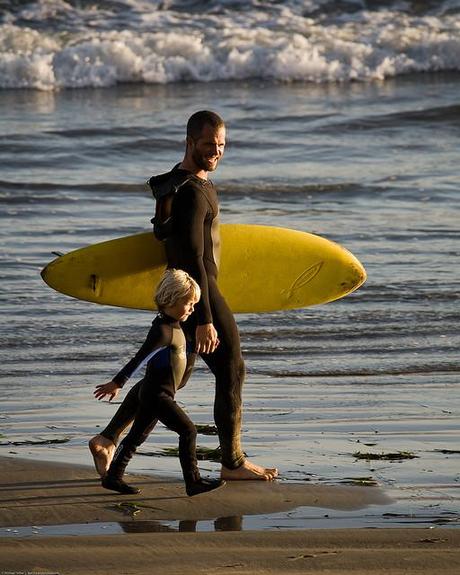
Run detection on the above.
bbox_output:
[127,346,167,379]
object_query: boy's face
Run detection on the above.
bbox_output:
[166,295,197,322]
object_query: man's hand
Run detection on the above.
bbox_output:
[94,381,121,402]
[195,323,219,354]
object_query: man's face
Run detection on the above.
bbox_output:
[188,124,226,173]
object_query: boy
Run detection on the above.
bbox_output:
[94,269,225,496]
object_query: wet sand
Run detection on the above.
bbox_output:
[1,456,459,574]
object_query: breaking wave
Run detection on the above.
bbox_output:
[1,0,460,90]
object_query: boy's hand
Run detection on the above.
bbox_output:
[94,381,121,402]
[195,323,219,354]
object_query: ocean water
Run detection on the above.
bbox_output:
[0,0,459,530]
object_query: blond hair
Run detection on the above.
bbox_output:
[155,269,200,310]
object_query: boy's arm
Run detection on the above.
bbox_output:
[94,381,120,402]
[93,322,168,401]
[113,321,170,386]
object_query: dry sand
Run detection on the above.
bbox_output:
[0,455,459,574]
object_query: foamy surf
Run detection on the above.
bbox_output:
[1,0,460,90]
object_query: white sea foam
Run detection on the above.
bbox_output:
[0,1,459,89]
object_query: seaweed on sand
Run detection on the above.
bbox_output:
[140,445,222,462]
[112,501,168,516]
[0,437,70,446]
[352,450,418,461]
[340,476,379,486]
[195,424,218,435]
[113,501,142,517]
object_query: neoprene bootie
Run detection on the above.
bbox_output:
[101,475,140,495]
[186,478,226,497]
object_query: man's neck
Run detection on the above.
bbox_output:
[179,159,208,181]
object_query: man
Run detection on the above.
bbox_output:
[90,111,277,481]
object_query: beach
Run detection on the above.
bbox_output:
[1,0,459,572]
[1,456,460,574]
[1,74,459,529]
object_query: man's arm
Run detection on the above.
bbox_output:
[172,185,219,353]
[195,323,219,354]
[172,185,212,322]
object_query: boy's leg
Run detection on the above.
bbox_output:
[156,395,225,496]
[101,379,142,443]
[103,401,158,494]
[89,379,142,476]
[155,396,199,484]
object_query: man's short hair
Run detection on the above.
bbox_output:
[187,110,225,140]
[155,268,201,309]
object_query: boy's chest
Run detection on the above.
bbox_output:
[170,327,187,362]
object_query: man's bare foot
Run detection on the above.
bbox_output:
[221,460,278,481]
[88,434,116,477]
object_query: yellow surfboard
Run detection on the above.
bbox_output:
[40,224,366,313]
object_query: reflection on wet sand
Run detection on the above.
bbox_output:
[119,516,242,533]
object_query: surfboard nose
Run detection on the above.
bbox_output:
[41,257,60,291]
[40,261,53,288]
[41,255,73,295]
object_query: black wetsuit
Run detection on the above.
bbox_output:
[102,165,245,469]
[105,313,200,484]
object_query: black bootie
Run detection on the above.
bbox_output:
[186,478,226,497]
[101,475,140,495]
[102,441,140,494]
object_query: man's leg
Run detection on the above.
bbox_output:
[201,343,245,470]
[195,283,277,480]
[89,379,142,476]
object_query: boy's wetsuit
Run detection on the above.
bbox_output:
[105,312,200,485]
[101,165,246,469]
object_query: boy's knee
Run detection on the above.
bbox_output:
[124,430,146,448]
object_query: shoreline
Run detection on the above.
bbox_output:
[0,455,392,529]
[1,456,459,574]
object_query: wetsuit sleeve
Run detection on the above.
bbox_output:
[112,322,171,387]
[171,185,213,324]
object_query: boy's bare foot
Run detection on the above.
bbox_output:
[88,434,116,477]
[221,460,278,481]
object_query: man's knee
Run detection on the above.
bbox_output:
[214,355,245,392]
[236,356,245,381]
[179,420,197,440]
